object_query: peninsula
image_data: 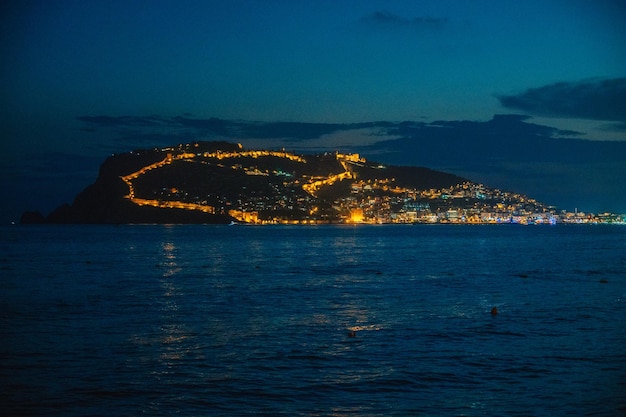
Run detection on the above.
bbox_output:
[21,141,623,225]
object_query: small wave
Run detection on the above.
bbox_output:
[347,324,383,332]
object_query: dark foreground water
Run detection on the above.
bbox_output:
[1,224,625,416]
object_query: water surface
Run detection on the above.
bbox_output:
[1,224,625,416]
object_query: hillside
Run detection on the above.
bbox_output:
[21,141,557,224]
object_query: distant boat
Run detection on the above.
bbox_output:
[228,220,238,226]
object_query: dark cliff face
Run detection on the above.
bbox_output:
[353,164,465,191]
[27,142,240,224]
[46,177,129,224]
[22,141,469,224]
[42,175,230,224]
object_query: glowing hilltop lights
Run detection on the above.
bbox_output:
[204,149,306,163]
[120,146,313,223]
[302,170,355,196]
[302,153,364,196]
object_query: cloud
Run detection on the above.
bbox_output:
[358,115,587,170]
[77,115,391,143]
[78,113,589,159]
[78,115,247,141]
[77,115,171,127]
[360,11,448,31]
[498,77,626,123]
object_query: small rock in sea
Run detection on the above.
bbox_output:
[347,330,357,338]
[491,306,498,315]
[599,279,608,284]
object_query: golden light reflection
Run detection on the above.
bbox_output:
[158,240,195,361]
[161,242,181,278]
[159,323,191,361]
[127,239,200,364]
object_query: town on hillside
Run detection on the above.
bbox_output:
[118,142,624,225]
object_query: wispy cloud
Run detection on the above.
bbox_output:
[77,115,172,127]
[359,10,448,32]
[497,77,626,123]
[77,115,391,144]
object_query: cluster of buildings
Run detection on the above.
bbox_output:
[335,181,623,225]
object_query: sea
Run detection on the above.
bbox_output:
[1,224,625,416]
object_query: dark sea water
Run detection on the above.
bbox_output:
[1,224,625,416]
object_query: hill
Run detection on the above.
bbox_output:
[21,141,558,224]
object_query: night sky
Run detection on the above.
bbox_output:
[2,0,626,222]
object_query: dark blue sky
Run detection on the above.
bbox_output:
[1,0,625,221]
